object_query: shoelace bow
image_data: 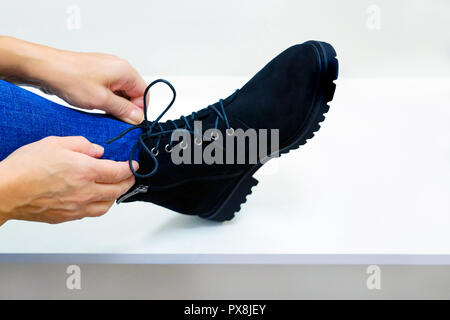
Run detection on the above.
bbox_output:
[106,79,234,179]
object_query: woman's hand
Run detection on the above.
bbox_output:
[0,36,147,124]
[0,136,138,225]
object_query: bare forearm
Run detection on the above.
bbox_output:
[0,36,50,86]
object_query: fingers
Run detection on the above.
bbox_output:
[106,92,145,125]
[43,200,116,224]
[93,175,136,201]
[35,175,135,224]
[123,70,147,99]
[83,200,116,218]
[107,65,147,123]
[131,95,144,108]
[43,136,104,158]
[90,159,139,184]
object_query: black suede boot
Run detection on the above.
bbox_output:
[107,40,338,221]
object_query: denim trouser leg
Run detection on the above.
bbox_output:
[0,79,140,162]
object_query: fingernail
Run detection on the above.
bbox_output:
[131,160,139,171]
[92,144,104,156]
[128,108,144,124]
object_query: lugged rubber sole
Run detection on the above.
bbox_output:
[202,41,339,222]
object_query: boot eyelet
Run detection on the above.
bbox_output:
[211,131,219,141]
[226,128,234,136]
[151,147,159,156]
[165,144,172,153]
[194,137,202,145]
[180,141,188,150]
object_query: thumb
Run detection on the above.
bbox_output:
[54,136,104,158]
[106,92,145,125]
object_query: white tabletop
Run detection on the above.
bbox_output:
[0,76,449,264]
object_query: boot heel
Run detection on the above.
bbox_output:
[204,175,259,222]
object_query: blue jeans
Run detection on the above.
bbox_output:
[0,79,140,161]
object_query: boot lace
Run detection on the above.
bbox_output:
[106,79,236,179]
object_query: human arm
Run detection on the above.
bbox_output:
[0,36,146,124]
[0,136,138,226]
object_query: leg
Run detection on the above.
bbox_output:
[0,79,140,162]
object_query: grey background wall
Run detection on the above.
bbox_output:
[1,0,449,77]
[2,264,450,299]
